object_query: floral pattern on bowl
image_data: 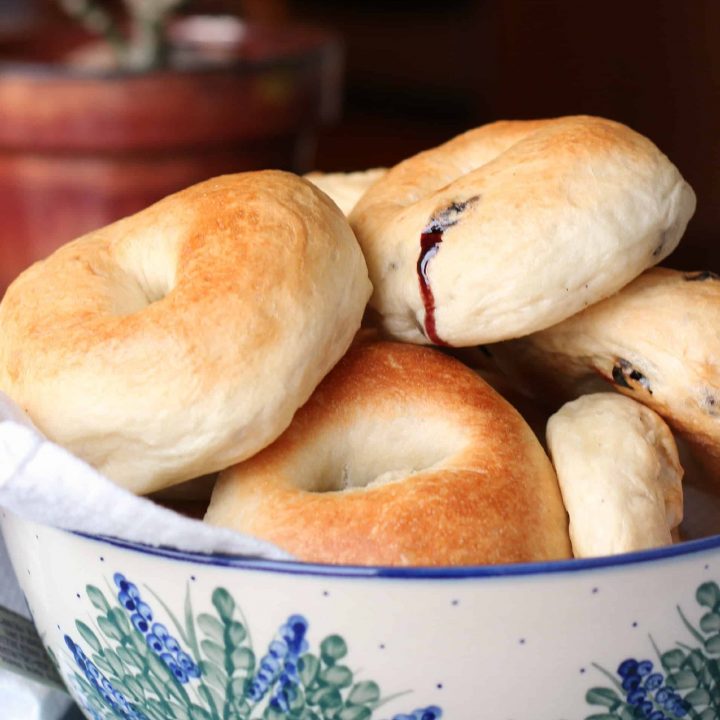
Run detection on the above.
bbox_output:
[61,570,441,720]
[584,581,720,719]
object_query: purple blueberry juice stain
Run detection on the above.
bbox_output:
[418,231,445,345]
[417,196,480,345]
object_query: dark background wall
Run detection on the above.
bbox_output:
[282,0,718,270]
[3,0,718,269]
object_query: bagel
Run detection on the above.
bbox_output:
[349,116,695,346]
[204,340,572,566]
[546,393,683,557]
[0,171,372,494]
[490,267,720,485]
[304,168,386,215]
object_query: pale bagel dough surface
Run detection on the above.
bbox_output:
[547,393,683,558]
[205,340,571,566]
[0,171,372,494]
[491,267,720,486]
[304,168,386,216]
[349,116,695,346]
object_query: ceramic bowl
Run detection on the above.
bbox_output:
[4,509,720,720]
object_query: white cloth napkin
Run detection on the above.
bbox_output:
[0,392,291,572]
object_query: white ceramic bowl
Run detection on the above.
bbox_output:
[3,507,720,720]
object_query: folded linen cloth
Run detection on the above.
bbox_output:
[0,392,291,573]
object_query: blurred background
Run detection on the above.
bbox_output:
[0,0,717,282]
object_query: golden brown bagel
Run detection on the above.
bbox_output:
[0,171,372,494]
[205,340,571,566]
[349,116,695,346]
[491,267,720,485]
[304,168,386,215]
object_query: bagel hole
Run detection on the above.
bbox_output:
[298,416,467,494]
[111,238,178,315]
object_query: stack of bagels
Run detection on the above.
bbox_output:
[0,115,703,566]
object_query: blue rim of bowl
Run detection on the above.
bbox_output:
[71,529,720,580]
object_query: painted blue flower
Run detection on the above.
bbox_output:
[65,635,149,720]
[392,706,443,720]
[249,614,308,705]
[112,572,200,684]
[615,657,691,719]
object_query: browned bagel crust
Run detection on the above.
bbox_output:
[0,171,372,494]
[205,341,571,566]
[491,267,720,485]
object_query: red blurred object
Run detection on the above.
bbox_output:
[0,17,341,293]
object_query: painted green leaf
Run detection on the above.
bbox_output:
[199,659,226,690]
[617,707,635,720]
[117,646,139,669]
[684,687,711,706]
[661,649,686,670]
[109,608,131,634]
[76,620,102,653]
[91,653,113,675]
[697,582,720,608]
[585,715,618,720]
[130,630,148,655]
[198,684,223,716]
[586,688,622,708]
[319,687,343,710]
[337,706,372,720]
[73,673,95,698]
[122,674,144,700]
[684,649,705,673]
[231,646,255,671]
[86,585,111,612]
[97,616,122,642]
[320,665,353,689]
[147,700,171,720]
[201,639,226,667]
[230,676,248,698]
[320,636,348,666]
[232,696,252,717]
[347,681,380,706]
[137,674,155,696]
[165,679,186,704]
[147,648,174,683]
[700,612,720,633]
[667,670,699,689]
[103,648,124,676]
[705,633,720,654]
[198,614,224,643]
[299,654,320,687]
[168,704,191,720]
[212,588,235,622]
[699,708,717,720]
[308,685,343,710]
[190,705,212,720]
[228,620,247,646]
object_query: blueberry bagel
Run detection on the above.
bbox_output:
[0,171,372,494]
[349,116,695,346]
[492,267,720,482]
[205,340,572,566]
